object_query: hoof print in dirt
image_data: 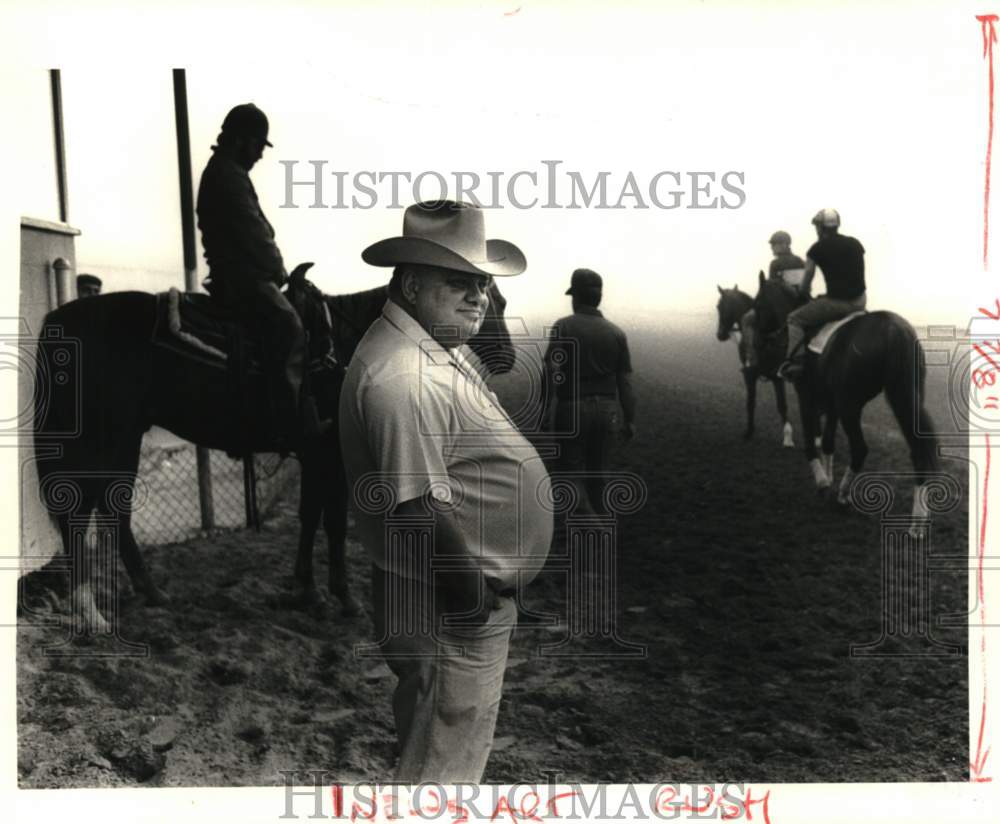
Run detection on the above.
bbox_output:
[338,596,363,618]
[207,657,250,686]
[97,730,166,782]
[146,716,184,752]
[236,720,269,744]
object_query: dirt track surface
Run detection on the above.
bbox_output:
[17,322,969,786]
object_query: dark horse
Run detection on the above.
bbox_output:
[752,275,939,519]
[292,280,515,615]
[715,283,793,446]
[31,266,514,632]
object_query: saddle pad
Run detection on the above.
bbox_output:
[778,267,806,287]
[151,288,260,368]
[807,310,867,355]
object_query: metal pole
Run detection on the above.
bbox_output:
[50,69,69,224]
[172,68,215,530]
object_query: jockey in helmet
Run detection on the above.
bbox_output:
[741,230,805,370]
[777,209,867,380]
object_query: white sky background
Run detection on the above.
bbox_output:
[6,0,987,330]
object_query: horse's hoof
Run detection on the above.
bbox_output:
[339,595,362,618]
[74,609,112,636]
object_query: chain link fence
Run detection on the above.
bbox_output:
[131,428,299,546]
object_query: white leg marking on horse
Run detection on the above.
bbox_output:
[72,581,110,635]
[814,436,822,450]
[910,484,929,538]
[837,467,856,505]
[822,452,834,482]
[783,421,794,448]
[810,458,831,489]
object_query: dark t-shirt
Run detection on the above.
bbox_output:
[768,253,805,280]
[807,234,866,300]
[546,306,632,401]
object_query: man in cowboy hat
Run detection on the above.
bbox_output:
[741,230,805,369]
[196,103,314,447]
[339,200,553,783]
[778,208,867,380]
[543,268,636,514]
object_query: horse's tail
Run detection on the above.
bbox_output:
[883,315,938,478]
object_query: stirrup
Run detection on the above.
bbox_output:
[777,359,804,381]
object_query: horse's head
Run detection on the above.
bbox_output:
[753,270,800,337]
[284,262,334,363]
[467,280,516,375]
[716,283,750,341]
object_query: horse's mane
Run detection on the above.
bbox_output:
[325,284,389,364]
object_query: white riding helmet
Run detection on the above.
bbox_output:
[811,208,841,228]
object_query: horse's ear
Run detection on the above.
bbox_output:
[288,262,315,284]
[717,285,725,295]
[758,271,765,289]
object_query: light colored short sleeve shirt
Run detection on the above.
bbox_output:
[339,300,553,588]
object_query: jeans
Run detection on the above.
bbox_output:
[371,565,516,784]
[229,280,306,437]
[786,293,867,360]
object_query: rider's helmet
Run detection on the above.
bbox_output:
[769,230,791,245]
[811,208,841,228]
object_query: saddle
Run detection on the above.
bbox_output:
[151,288,263,371]
[151,288,340,456]
[806,311,867,355]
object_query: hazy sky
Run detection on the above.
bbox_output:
[8,0,989,330]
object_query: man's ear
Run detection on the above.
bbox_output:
[400,267,420,304]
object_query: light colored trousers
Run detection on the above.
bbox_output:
[372,565,516,784]
[786,292,867,359]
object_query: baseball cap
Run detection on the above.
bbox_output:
[769,230,791,245]
[565,268,603,295]
[221,103,273,147]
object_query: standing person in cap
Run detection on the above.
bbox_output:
[196,103,314,448]
[76,274,102,299]
[543,268,636,514]
[339,200,553,783]
[778,208,867,380]
[740,231,805,369]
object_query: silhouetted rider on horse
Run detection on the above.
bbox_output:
[778,208,867,380]
[196,103,322,450]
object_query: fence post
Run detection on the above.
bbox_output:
[172,68,214,531]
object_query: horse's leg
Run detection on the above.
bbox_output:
[294,460,324,606]
[325,477,360,617]
[773,379,793,447]
[743,367,757,440]
[837,403,868,505]
[883,343,941,533]
[796,385,829,490]
[821,407,839,485]
[102,502,169,607]
[57,505,111,636]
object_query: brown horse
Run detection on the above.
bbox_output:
[752,275,939,521]
[716,283,794,446]
[30,267,514,632]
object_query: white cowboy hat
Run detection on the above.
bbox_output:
[362,200,526,277]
